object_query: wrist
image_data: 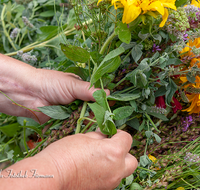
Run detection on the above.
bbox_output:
[1,156,62,190]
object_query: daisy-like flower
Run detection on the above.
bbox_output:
[180,37,200,67]
[191,0,200,7]
[180,76,200,114]
[97,0,177,27]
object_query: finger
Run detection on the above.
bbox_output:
[69,78,110,101]
[84,131,107,140]
[66,73,83,81]
[123,153,138,178]
[110,130,133,153]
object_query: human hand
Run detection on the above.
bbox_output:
[35,130,138,190]
[0,54,109,123]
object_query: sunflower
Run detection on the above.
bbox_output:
[191,0,200,7]
[180,37,200,67]
[97,0,176,27]
[180,76,200,114]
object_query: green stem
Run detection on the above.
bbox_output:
[1,4,17,50]
[137,166,156,172]
[23,127,28,153]
[181,177,197,188]
[145,113,160,133]
[25,137,48,158]
[99,31,116,55]
[81,116,96,133]
[119,124,127,130]
[113,77,126,89]
[0,91,40,112]
[75,101,88,134]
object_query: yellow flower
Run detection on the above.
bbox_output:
[148,154,157,163]
[180,37,200,68]
[97,0,176,27]
[181,76,200,114]
[176,187,185,190]
[191,0,200,7]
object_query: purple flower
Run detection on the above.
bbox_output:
[152,44,161,52]
[183,32,188,41]
[182,115,193,132]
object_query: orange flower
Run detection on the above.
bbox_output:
[181,76,200,114]
[180,37,200,67]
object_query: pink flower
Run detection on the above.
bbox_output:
[155,96,166,109]
[171,97,182,113]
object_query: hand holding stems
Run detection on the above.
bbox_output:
[0,53,109,124]
[1,130,138,190]
[0,53,138,190]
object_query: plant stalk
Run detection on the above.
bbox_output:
[75,101,88,134]
[99,31,116,55]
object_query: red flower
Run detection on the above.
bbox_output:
[171,97,182,113]
[155,96,166,109]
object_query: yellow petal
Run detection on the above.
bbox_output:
[122,5,141,24]
[180,77,187,83]
[143,1,165,15]
[148,154,157,163]
[97,0,103,5]
[146,11,159,18]
[191,0,200,7]
[163,3,177,10]
[159,8,168,27]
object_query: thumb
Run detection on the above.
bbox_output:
[69,78,110,102]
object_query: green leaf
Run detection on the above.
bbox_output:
[64,67,89,81]
[93,90,109,111]
[126,174,134,186]
[166,78,177,105]
[155,86,166,97]
[146,107,168,121]
[131,44,143,63]
[132,139,141,147]
[88,103,117,135]
[6,150,14,161]
[166,58,182,66]
[138,31,149,40]
[139,71,147,86]
[186,72,196,83]
[126,118,140,130]
[130,100,137,111]
[175,0,188,7]
[153,133,161,143]
[102,47,125,64]
[130,183,143,190]
[153,34,162,43]
[140,154,152,167]
[169,33,177,42]
[115,22,131,44]
[90,56,121,85]
[107,93,141,101]
[0,123,21,137]
[17,117,40,127]
[39,10,55,17]
[145,131,153,138]
[38,105,71,119]
[113,106,134,120]
[60,43,90,63]
[139,119,145,131]
[127,69,139,86]
[38,25,58,41]
[120,42,135,50]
